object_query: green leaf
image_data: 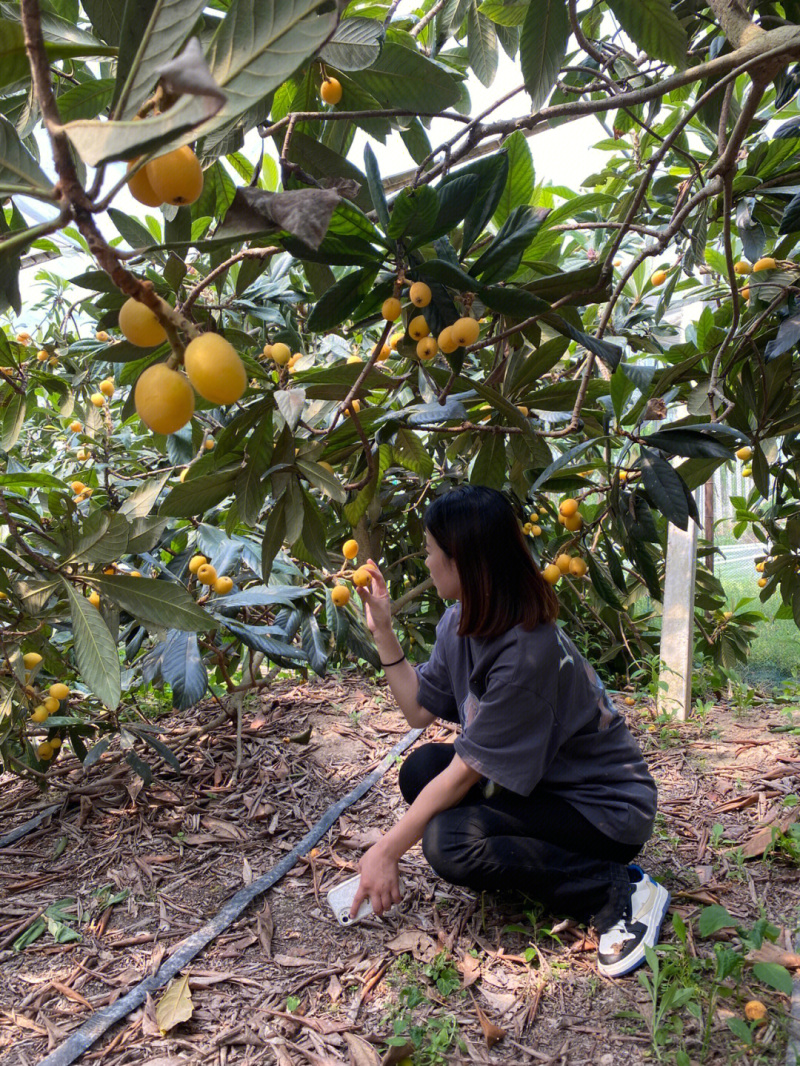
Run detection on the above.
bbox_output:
[457,151,510,255]
[469,205,550,283]
[639,450,693,530]
[356,42,462,113]
[532,439,597,491]
[295,491,330,568]
[492,130,534,228]
[235,418,272,525]
[387,185,440,240]
[697,904,736,937]
[1,471,66,492]
[319,17,384,71]
[61,578,121,709]
[0,18,116,93]
[585,553,623,609]
[219,618,307,661]
[468,2,498,87]
[364,143,390,231]
[751,962,793,995]
[205,0,339,134]
[606,0,688,70]
[70,511,130,564]
[119,472,171,519]
[300,611,328,676]
[0,116,52,192]
[478,0,528,25]
[55,77,116,122]
[159,468,240,517]
[160,629,207,710]
[393,430,433,477]
[1,391,26,451]
[519,0,569,110]
[283,131,374,215]
[81,0,125,44]
[90,576,214,631]
[114,0,207,118]
[641,428,735,460]
[307,266,379,331]
[261,493,287,582]
[470,434,507,490]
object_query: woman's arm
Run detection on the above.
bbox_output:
[351,752,482,916]
[358,560,435,729]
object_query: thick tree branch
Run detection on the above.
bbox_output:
[707,0,766,48]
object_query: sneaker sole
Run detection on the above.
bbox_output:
[597,883,671,978]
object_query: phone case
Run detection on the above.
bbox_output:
[326,874,373,925]
[326,874,404,925]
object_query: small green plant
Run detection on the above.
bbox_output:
[384,955,466,1065]
[423,951,462,997]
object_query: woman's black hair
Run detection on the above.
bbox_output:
[423,485,559,638]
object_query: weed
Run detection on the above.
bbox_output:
[384,953,466,1065]
[614,907,791,1063]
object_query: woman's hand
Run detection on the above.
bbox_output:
[351,840,402,918]
[356,558,393,636]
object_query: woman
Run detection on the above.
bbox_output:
[350,485,669,978]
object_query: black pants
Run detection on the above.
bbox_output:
[399,743,642,933]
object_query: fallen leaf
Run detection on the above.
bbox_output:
[736,812,797,859]
[327,973,343,1003]
[51,980,93,1009]
[242,856,253,885]
[256,901,274,956]
[141,993,161,1038]
[344,1032,380,1066]
[472,997,506,1049]
[457,953,481,988]
[155,974,193,1034]
[477,988,517,1015]
[746,942,800,969]
[379,1043,414,1066]
[385,929,438,963]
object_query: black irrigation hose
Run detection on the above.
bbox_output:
[39,726,423,1066]
[0,804,62,847]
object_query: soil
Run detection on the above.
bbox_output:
[0,675,798,1066]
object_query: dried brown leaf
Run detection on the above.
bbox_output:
[457,952,481,988]
[746,941,800,969]
[155,974,193,1034]
[256,900,274,956]
[344,1032,380,1066]
[385,929,438,962]
[141,993,161,1038]
[379,1042,414,1066]
[472,998,506,1049]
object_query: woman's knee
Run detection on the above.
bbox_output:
[398,744,455,803]
[421,808,483,885]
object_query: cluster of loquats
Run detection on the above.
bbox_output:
[22,654,68,761]
[330,540,372,608]
[539,500,588,586]
[522,515,542,537]
[188,553,234,595]
[126,145,204,209]
[127,328,247,437]
[381,282,481,363]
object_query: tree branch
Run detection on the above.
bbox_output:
[706,0,766,49]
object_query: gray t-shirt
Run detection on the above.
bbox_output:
[414,605,657,845]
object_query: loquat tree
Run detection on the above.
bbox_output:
[3,0,800,778]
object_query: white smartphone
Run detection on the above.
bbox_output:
[326,874,403,925]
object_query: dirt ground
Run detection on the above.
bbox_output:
[0,675,798,1066]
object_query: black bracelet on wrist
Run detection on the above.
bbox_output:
[380,653,406,668]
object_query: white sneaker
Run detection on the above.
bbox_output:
[597,865,671,977]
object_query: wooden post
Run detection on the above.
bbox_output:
[658,521,698,721]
